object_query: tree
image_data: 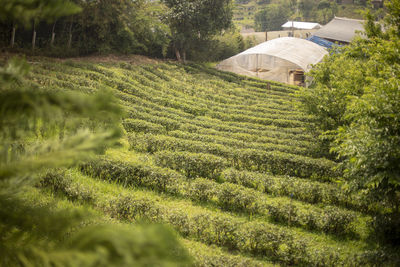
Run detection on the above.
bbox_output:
[0,0,81,50]
[298,0,314,21]
[297,0,400,244]
[254,4,290,32]
[162,0,233,62]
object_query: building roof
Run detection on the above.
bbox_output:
[313,17,365,43]
[307,35,341,49]
[282,21,322,30]
[237,37,328,71]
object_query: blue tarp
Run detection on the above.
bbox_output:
[307,35,341,49]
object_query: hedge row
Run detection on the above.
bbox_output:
[232,148,339,181]
[208,110,308,129]
[123,118,166,134]
[80,158,183,193]
[154,151,228,180]
[167,130,310,156]
[129,134,339,181]
[79,157,359,237]
[128,109,182,131]
[40,169,382,266]
[127,105,310,141]
[185,240,267,267]
[222,169,370,211]
[182,126,312,148]
[170,178,358,237]
[190,116,306,136]
[210,104,312,123]
[128,133,231,156]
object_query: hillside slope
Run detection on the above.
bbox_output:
[26,57,397,266]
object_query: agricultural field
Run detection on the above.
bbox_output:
[22,57,398,266]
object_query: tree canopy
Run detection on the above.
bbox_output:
[162,0,233,61]
[297,0,400,245]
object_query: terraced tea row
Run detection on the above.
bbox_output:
[128,134,338,181]
[33,62,309,120]
[40,168,377,266]
[27,59,390,266]
[79,156,368,238]
[29,183,269,267]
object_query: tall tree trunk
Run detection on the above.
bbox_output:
[10,23,16,48]
[32,20,36,51]
[175,47,181,62]
[51,21,56,47]
[67,16,73,49]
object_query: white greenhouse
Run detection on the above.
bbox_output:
[216,37,328,86]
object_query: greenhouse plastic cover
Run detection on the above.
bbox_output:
[235,37,328,71]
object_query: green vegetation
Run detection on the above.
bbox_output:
[0,0,247,62]
[234,0,369,31]
[0,55,394,265]
[2,0,398,265]
[162,0,233,62]
[298,0,400,246]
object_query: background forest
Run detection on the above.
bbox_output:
[237,0,370,31]
[0,0,251,61]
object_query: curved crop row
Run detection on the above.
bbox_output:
[129,134,338,181]
[222,169,371,212]
[40,169,381,267]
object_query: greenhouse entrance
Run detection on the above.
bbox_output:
[289,69,305,87]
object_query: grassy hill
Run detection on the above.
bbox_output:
[22,56,397,266]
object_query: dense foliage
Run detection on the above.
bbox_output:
[0,0,241,61]
[298,1,400,245]
[162,0,233,61]
[253,0,349,32]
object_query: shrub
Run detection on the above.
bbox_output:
[187,178,216,202]
[80,158,183,193]
[123,118,166,134]
[217,183,259,214]
[154,151,228,179]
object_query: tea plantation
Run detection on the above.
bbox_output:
[26,58,398,266]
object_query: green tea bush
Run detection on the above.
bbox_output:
[80,158,183,193]
[109,195,163,223]
[318,206,357,236]
[154,151,228,179]
[167,211,191,237]
[222,169,366,211]
[40,170,95,203]
[123,118,166,134]
[216,183,258,214]
[232,149,339,181]
[187,178,216,202]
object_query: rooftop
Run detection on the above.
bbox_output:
[282,21,322,30]
[313,17,365,43]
